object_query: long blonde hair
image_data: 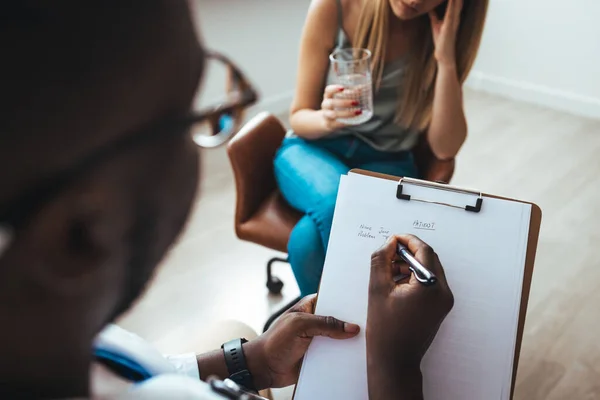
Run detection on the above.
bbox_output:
[353,0,488,131]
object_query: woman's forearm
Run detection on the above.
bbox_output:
[427,63,468,160]
[289,109,332,140]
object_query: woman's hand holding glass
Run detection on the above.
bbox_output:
[320,84,362,132]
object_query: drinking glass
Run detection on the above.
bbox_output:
[329,48,374,125]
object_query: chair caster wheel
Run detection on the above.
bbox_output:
[267,277,284,294]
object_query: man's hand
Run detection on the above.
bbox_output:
[367,235,454,400]
[245,295,359,389]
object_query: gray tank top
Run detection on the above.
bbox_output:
[325,0,419,152]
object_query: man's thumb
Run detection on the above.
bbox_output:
[296,314,360,339]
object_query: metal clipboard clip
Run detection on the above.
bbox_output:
[396,177,483,213]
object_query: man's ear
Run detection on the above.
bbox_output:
[0,225,13,260]
[8,182,133,298]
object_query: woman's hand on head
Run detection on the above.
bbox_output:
[320,84,362,133]
[429,0,463,68]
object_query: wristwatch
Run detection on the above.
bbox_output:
[221,338,257,392]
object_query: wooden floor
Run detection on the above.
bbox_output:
[118,90,600,399]
[454,91,600,400]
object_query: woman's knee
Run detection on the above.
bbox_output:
[274,138,350,208]
[273,138,320,182]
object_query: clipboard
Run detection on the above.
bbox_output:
[350,169,542,399]
[293,169,542,400]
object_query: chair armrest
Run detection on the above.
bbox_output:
[422,158,455,183]
[413,134,456,184]
[226,112,287,227]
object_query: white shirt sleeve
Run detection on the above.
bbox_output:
[93,325,235,399]
[95,324,201,380]
[165,352,201,380]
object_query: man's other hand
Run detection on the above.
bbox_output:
[245,294,359,389]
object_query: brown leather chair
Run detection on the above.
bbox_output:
[227,112,455,331]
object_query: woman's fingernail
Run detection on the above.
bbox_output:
[355,110,363,115]
[344,323,360,333]
[352,101,359,106]
[338,87,345,92]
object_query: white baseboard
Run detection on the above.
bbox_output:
[251,76,600,122]
[465,71,600,120]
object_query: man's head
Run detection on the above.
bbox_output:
[0,1,206,395]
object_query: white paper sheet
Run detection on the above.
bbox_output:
[294,173,531,400]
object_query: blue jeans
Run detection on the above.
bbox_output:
[273,135,418,296]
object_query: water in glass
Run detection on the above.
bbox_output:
[329,48,374,126]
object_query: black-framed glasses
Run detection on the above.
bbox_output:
[0,50,258,234]
[190,50,258,148]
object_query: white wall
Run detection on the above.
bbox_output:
[466,0,600,120]
[194,0,600,120]
[193,0,310,116]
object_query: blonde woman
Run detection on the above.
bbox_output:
[274,0,488,296]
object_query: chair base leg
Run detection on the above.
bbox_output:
[263,295,302,333]
[266,257,289,295]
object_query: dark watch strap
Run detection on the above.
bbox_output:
[221,338,256,392]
